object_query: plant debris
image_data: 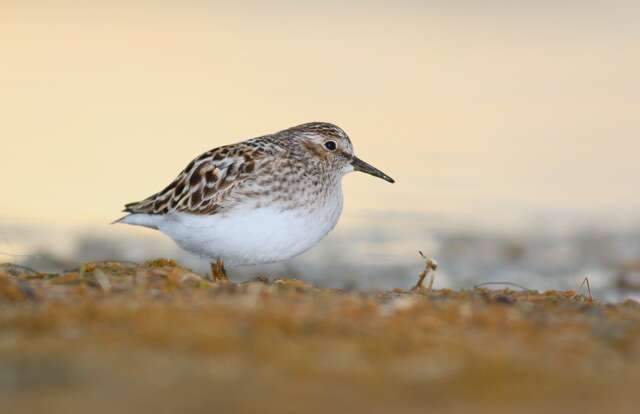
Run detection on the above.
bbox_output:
[411,251,438,292]
[1,259,639,414]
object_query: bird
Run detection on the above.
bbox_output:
[115,122,395,281]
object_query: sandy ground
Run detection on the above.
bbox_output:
[1,260,640,414]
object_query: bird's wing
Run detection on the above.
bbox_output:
[123,143,270,215]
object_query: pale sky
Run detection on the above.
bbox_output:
[2,1,639,228]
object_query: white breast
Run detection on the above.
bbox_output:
[154,187,344,266]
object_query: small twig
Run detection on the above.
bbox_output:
[473,281,530,291]
[578,277,593,302]
[94,269,112,292]
[412,251,438,292]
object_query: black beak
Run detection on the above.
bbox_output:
[351,156,395,183]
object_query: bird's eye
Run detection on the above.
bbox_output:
[324,141,337,151]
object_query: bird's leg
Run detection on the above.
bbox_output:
[411,252,438,292]
[211,259,230,283]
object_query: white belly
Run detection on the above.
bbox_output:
[154,194,344,266]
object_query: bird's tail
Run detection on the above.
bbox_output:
[111,214,159,230]
[111,216,126,225]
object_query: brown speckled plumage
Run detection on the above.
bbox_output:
[123,122,355,216]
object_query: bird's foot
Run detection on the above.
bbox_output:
[211,259,230,283]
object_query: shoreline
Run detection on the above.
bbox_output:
[2,260,639,413]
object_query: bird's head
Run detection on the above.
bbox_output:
[283,122,395,183]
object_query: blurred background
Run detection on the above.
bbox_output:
[2,0,639,298]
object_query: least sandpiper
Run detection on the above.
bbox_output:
[115,122,394,280]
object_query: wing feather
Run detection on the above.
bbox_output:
[123,143,269,215]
